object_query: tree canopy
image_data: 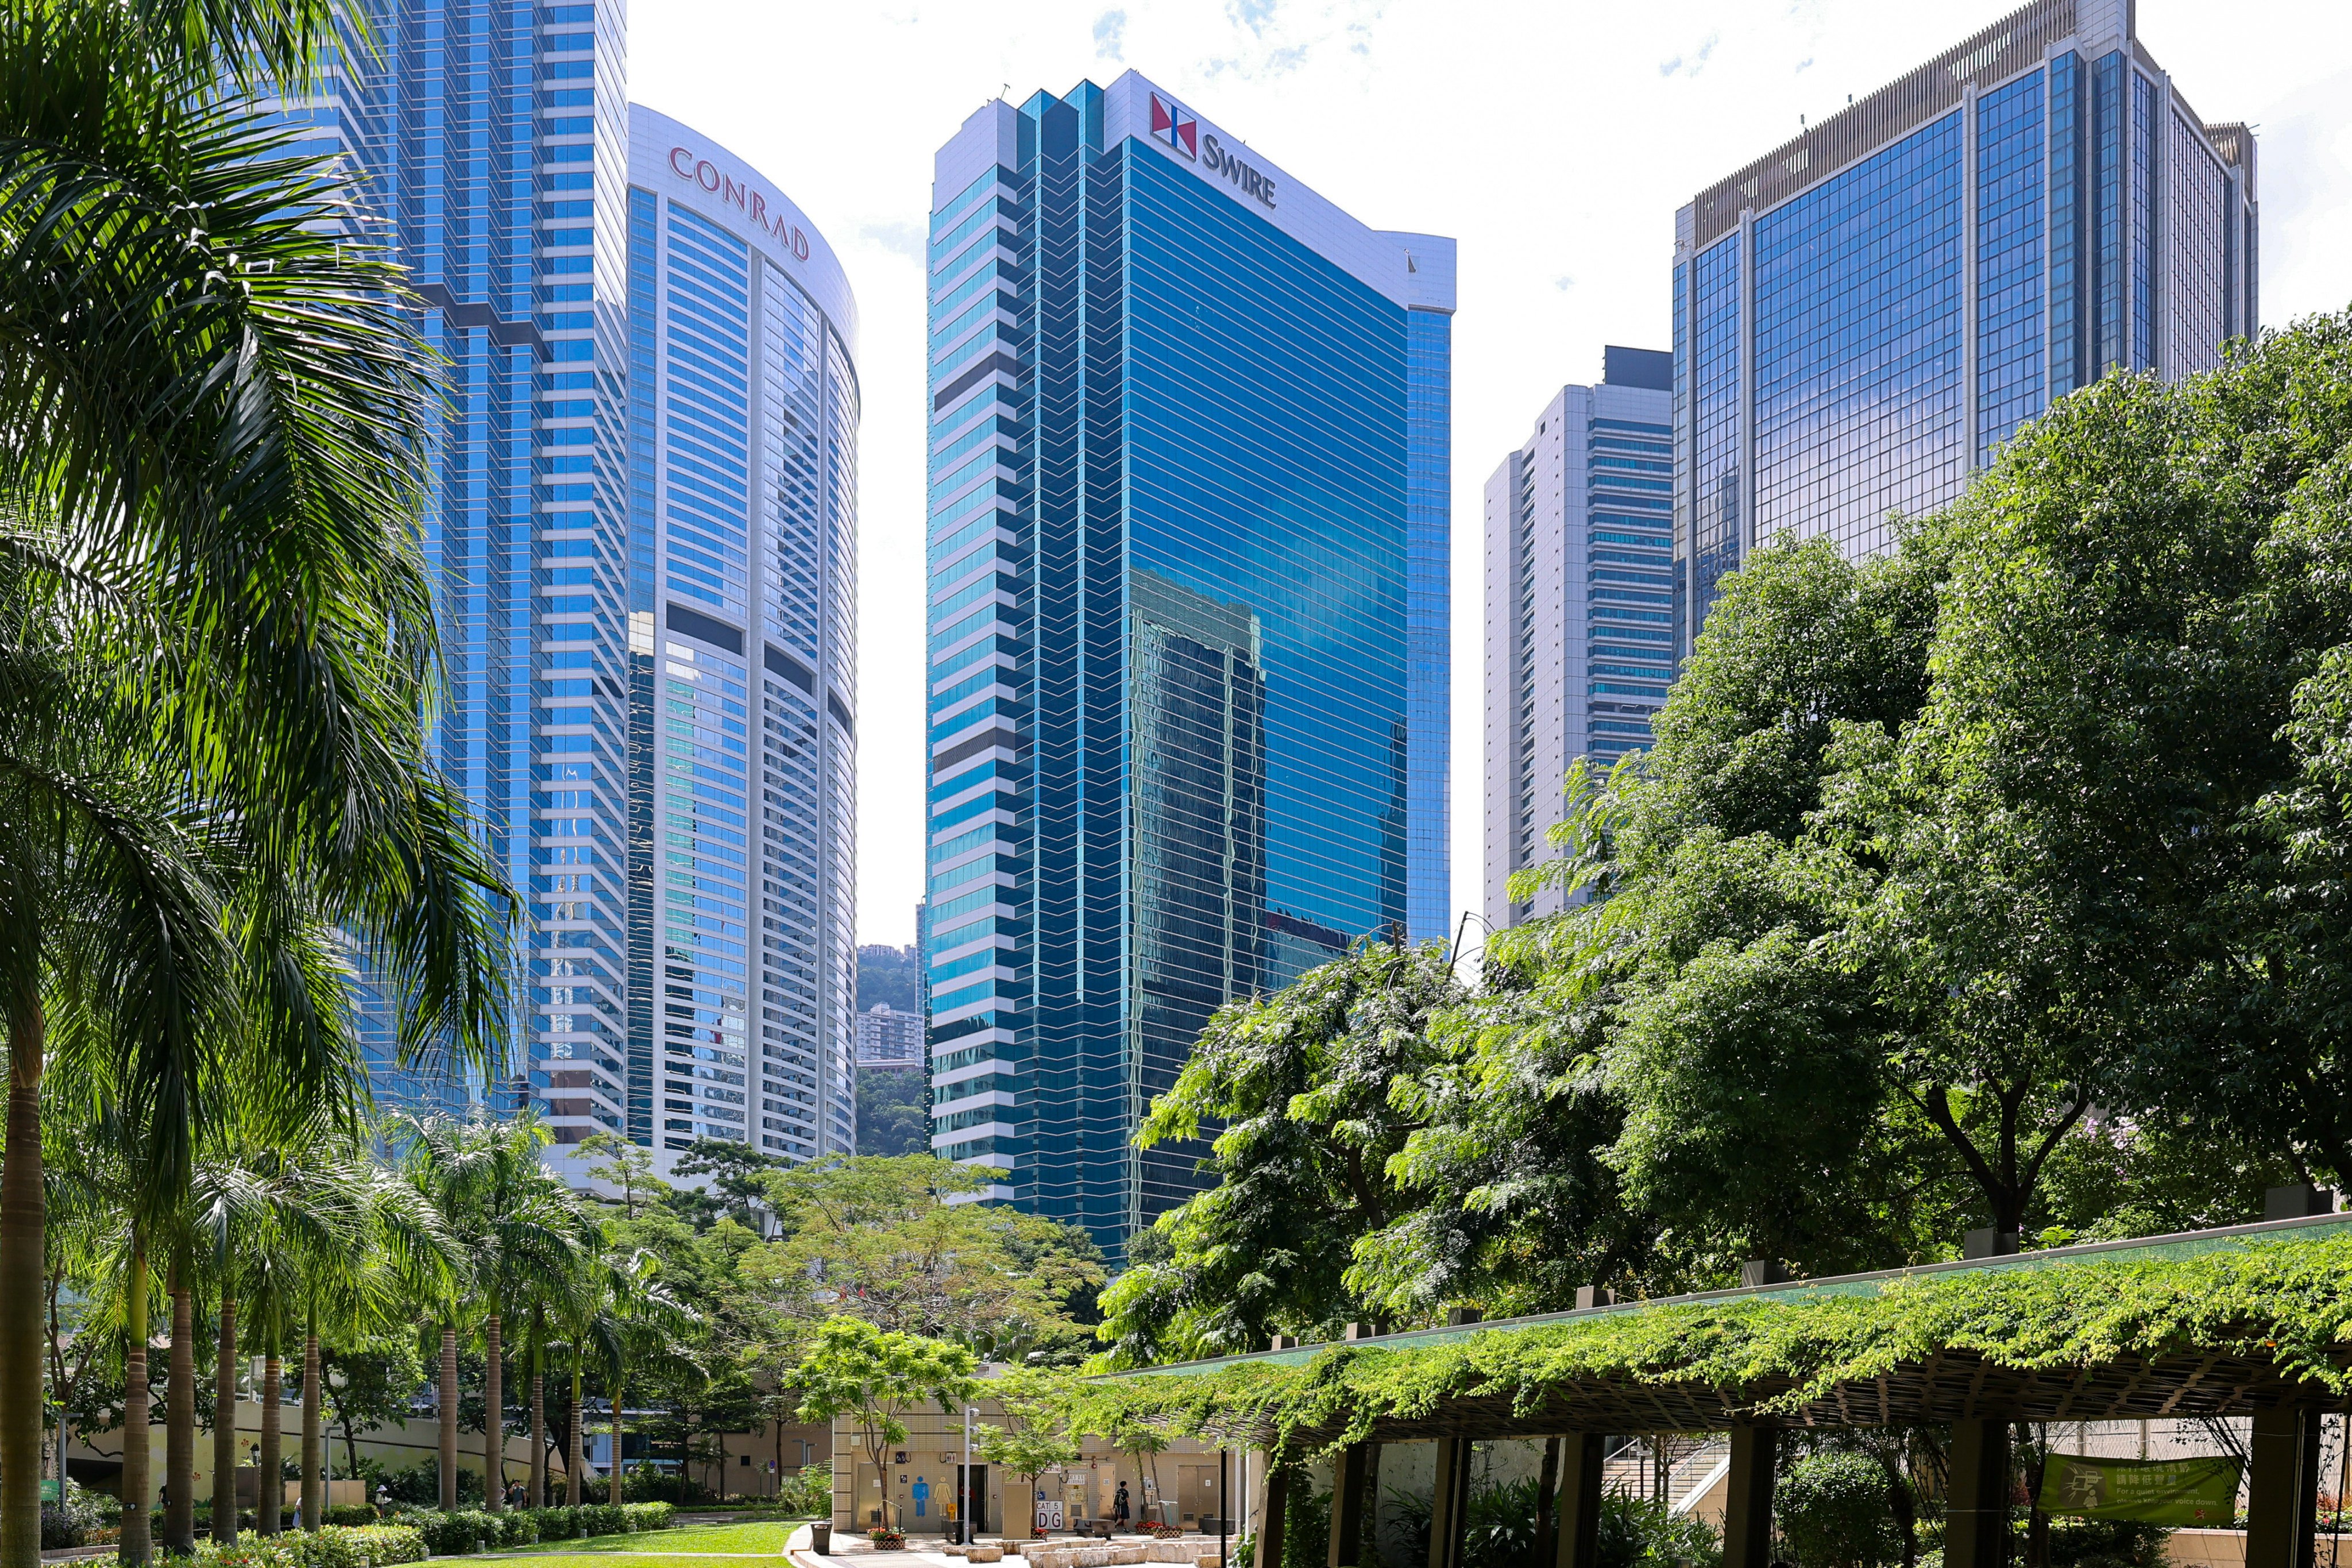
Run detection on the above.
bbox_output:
[1099,311,2352,1364]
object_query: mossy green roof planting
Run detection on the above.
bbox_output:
[1070,1215,2352,1454]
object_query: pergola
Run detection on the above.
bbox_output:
[1105,1207,2352,1568]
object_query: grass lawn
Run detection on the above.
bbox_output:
[480,1521,806,1559]
[472,1556,785,1568]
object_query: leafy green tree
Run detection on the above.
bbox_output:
[791,1318,975,1530]
[670,1137,787,1232]
[857,1069,930,1157]
[1351,848,1657,1318]
[744,1156,1103,1362]
[971,1373,1079,1542]
[1094,939,1462,1366]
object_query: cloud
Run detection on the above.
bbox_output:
[1093,8,1126,60]
[859,219,925,261]
[1660,32,1719,79]
[1229,0,1277,34]
[1554,274,1576,291]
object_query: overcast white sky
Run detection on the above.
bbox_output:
[630,0,2352,950]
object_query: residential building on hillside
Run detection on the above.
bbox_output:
[1672,0,2258,652]
[855,1005,925,1072]
[1483,349,1673,928]
[922,74,1453,1256]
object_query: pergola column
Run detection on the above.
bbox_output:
[1430,1439,1473,1568]
[1327,1443,1371,1568]
[1722,1426,1778,1568]
[1253,1462,1289,1568]
[1944,1419,2013,1568]
[1552,1434,1606,1568]
[2245,1407,2322,1568]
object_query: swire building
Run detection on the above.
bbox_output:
[256,13,858,1165]
[923,74,1454,1252]
[1672,0,2258,651]
[1482,349,1673,928]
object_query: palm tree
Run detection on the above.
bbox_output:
[393,1113,588,1512]
[584,1253,698,1506]
[0,0,516,1559]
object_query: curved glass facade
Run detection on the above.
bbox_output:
[1671,0,2258,651]
[925,74,1453,1256]
[622,108,860,1169]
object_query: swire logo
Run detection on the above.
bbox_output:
[1149,92,1198,160]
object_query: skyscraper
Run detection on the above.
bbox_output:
[1672,0,2257,652]
[252,0,637,1118]
[618,110,860,1167]
[1483,349,1672,928]
[255,17,858,1163]
[924,74,1453,1254]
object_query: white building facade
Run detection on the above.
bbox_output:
[596,107,859,1172]
[1483,349,1673,928]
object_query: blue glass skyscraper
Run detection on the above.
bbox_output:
[257,0,636,1118]
[1671,0,2257,652]
[254,13,859,1163]
[923,74,1453,1253]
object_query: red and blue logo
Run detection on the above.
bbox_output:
[1149,92,1198,160]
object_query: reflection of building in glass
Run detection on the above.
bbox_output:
[922,72,1452,1256]
[1130,571,1270,1209]
[1484,349,1673,928]
[1671,0,2257,654]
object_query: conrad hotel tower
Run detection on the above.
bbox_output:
[924,74,1454,1254]
[1673,0,2258,651]
[616,110,861,1168]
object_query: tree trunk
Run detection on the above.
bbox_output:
[121,1238,152,1566]
[164,1272,196,1552]
[484,1311,504,1512]
[609,1375,626,1506]
[301,1306,323,1534]
[0,1011,43,1568]
[258,1352,281,1535]
[569,1361,586,1510]
[213,1292,237,1543]
[438,1324,458,1511]
[530,1314,547,1509]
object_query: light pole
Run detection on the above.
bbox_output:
[961,1405,974,1544]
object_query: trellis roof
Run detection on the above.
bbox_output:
[1081,1215,2352,1450]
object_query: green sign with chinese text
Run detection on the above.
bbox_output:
[2038,1454,2241,1526]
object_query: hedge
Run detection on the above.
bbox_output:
[70,1523,428,1568]
[377,1501,673,1555]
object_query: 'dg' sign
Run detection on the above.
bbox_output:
[2037,1454,2243,1526]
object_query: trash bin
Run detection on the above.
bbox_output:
[809,1523,832,1555]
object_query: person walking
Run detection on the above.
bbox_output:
[1113,1482,1130,1531]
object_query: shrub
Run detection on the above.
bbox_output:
[2045,1516,2167,1568]
[622,1501,676,1534]
[67,1524,428,1568]
[778,1462,833,1519]
[494,1510,541,1547]
[1596,1493,1721,1568]
[322,1504,381,1527]
[1779,1451,1899,1568]
[530,1506,582,1540]
[577,1502,628,1537]
[42,1481,115,1549]
[395,1507,499,1555]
